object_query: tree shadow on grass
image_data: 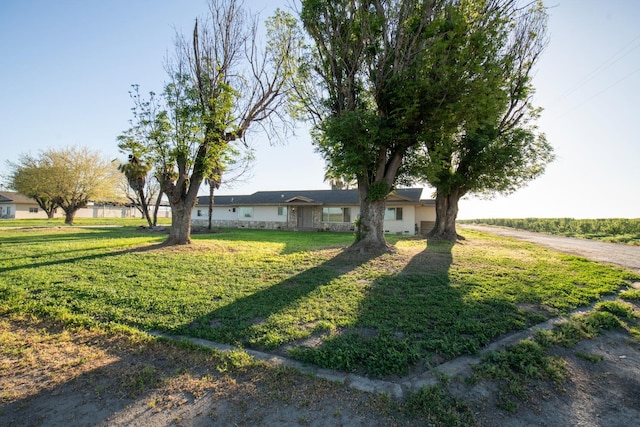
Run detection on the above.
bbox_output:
[289,239,527,377]
[0,229,169,274]
[176,250,380,350]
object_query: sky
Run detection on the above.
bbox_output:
[0,0,638,219]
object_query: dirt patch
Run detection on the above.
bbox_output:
[2,314,639,426]
[0,316,409,427]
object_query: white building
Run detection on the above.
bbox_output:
[192,188,436,235]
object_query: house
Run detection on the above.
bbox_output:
[192,188,437,235]
[0,191,165,220]
[0,191,49,219]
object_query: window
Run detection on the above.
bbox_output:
[238,207,253,219]
[384,207,403,221]
[277,206,287,216]
[197,209,203,217]
[29,207,39,213]
[322,207,350,223]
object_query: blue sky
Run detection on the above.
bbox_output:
[1,0,638,219]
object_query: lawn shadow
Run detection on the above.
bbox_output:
[286,240,460,376]
[177,250,380,349]
[289,239,527,377]
[0,229,169,274]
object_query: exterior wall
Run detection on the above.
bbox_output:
[415,205,437,235]
[191,202,436,235]
[192,205,289,228]
[383,205,417,235]
[74,206,138,218]
[2,203,50,219]
[318,206,359,232]
[415,205,436,222]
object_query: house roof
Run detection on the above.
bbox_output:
[196,188,435,207]
[0,191,37,205]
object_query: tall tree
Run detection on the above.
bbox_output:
[299,0,481,252]
[203,142,254,230]
[6,153,59,218]
[421,0,553,241]
[120,0,300,245]
[299,0,551,251]
[8,146,124,224]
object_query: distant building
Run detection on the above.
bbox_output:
[0,191,46,219]
[192,188,436,235]
[0,191,170,220]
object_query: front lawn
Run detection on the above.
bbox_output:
[1,226,636,377]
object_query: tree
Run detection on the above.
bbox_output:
[118,154,155,227]
[8,146,124,224]
[323,169,356,190]
[6,153,59,218]
[298,0,551,251]
[420,1,553,241]
[203,142,254,230]
[298,0,484,252]
[120,0,300,245]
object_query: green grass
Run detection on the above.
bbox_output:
[0,217,172,228]
[0,226,637,377]
[460,217,640,245]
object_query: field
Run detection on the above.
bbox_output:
[461,217,640,245]
[2,223,640,425]
[1,224,637,377]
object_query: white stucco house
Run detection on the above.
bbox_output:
[192,188,437,235]
[0,191,166,220]
[0,191,47,219]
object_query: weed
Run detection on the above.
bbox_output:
[620,289,640,301]
[574,351,603,363]
[595,301,636,320]
[120,365,160,397]
[403,385,477,426]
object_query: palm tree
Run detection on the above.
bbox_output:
[118,155,153,227]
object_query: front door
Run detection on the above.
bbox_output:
[296,207,313,229]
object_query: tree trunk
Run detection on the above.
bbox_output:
[349,187,391,254]
[166,200,194,245]
[208,185,215,231]
[138,188,153,228]
[63,209,76,225]
[152,191,163,227]
[428,189,462,241]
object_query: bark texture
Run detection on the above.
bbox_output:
[428,190,462,242]
[349,188,392,254]
[166,200,195,245]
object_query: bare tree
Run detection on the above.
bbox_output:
[151,0,300,244]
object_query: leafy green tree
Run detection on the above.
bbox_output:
[299,0,552,250]
[421,1,553,241]
[6,154,59,218]
[8,146,124,224]
[120,0,300,245]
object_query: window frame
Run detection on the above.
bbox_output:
[322,207,351,223]
[238,206,254,219]
[384,207,403,221]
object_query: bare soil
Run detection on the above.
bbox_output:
[1,314,639,427]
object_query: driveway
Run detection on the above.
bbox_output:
[459,224,640,273]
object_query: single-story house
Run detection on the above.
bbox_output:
[0,191,49,219]
[192,188,436,235]
[0,191,167,220]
